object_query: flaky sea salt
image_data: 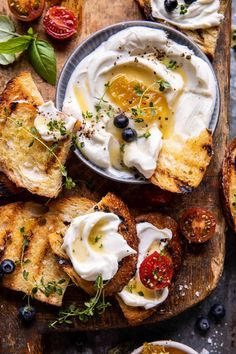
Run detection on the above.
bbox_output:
[200,349,209,354]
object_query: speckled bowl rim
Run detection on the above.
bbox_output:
[131,340,199,354]
[56,20,220,185]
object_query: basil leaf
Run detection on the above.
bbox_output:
[0,35,32,54]
[27,39,57,85]
[0,16,16,42]
[0,53,16,65]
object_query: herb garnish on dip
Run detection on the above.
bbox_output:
[63,27,216,180]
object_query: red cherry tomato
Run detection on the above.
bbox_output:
[139,251,173,290]
[8,0,45,21]
[43,6,78,40]
[180,207,216,244]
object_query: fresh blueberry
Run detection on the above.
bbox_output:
[0,259,15,274]
[184,0,197,4]
[113,113,129,129]
[122,127,137,142]
[19,305,36,323]
[195,317,210,332]
[164,0,178,12]
[209,304,225,320]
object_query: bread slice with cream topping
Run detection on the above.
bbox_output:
[48,193,139,297]
[116,212,182,325]
[136,0,228,59]
[0,201,69,306]
[0,72,72,198]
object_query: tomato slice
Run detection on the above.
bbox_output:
[43,6,78,40]
[180,207,216,244]
[139,251,173,290]
[8,0,45,21]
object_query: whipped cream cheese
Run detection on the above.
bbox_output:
[35,101,76,142]
[63,27,216,179]
[151,0,223,30]
[118,222,172,310]
[62,211,136,281]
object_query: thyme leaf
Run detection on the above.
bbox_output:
[48,275,110,328]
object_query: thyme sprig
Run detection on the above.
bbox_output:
[180,4,188,15]
[48,275,110,328]
[4,113,75,190]
[94,81,111,113]
[31,277,66,298]
[131,79,171,120]
[17,226,31,280]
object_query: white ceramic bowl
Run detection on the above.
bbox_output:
[131,340,198,354]
[56,21,220,185]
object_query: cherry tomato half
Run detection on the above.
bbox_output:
[139,251,173,290]
[43,6,78,40]
[180,207,216,244]
[8,0,45,22]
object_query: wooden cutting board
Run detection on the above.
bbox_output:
[0,0,231,352]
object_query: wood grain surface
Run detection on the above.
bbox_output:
[0,0,231,353]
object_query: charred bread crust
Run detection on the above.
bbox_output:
[95,193,138,296]
[0,71,43,109]
[221,137,236,233]
[48,193,138,297]
[116,212,182,325]
[136,0,228,59]
[150,129,213,193]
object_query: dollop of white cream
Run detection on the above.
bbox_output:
[123,124,163,179]
[62,211,136,281]
[35,101,76,142]
[118,222,172,310]
[151,0,223,30]
[63,27,216,180]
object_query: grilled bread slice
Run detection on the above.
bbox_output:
[0,72,72,198]
[0,202,69,306]
[48,193,138,296]
[136,0,228,58]
[151,129,213,193]
[221,137,236,233]
[116,212,182,325]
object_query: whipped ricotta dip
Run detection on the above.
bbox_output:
[35,101,76,142]
[63,26,216,180]
[151,0,223,30]
[62,211,136,281]
[118,222,172,310]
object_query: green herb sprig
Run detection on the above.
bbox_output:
[0,17,56,84]
[94,81,111,113]
[180,4,188,15]
[130,79,171,120]
[14,227,32,280]
[166,60,177,70]
[31,278,66,298]
[48,275,110,328]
